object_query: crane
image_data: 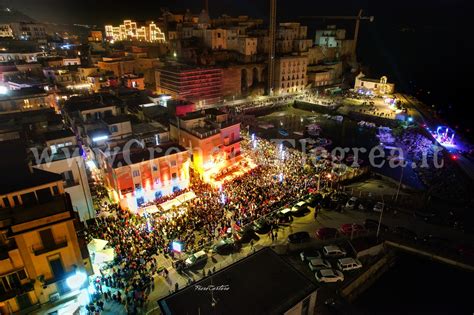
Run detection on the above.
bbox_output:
[267,0,277,95]
[301,9,374,61]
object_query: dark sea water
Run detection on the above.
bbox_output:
[354,253,474,314]
[302,1,471,141]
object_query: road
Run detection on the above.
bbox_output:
[138,191,473,314]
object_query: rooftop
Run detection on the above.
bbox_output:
[102,114,131,125]
[0,87,47,100]
[158,248,317,315]
[64,94,123,113]
[0,141,63,194]
[0,195,71,227]
[42,129,75,141]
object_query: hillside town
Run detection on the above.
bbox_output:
[0,2,472,315]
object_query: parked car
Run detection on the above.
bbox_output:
[305,194,322,209]
[322,245,347,258]
[273,208,293,224]
[184,250,207,268]
[315,269,344,283]
[337,257,363,271]
[212,238,241,255]
[345,197,358,210]
[308,258,332,271]
[253,218,272,234]
[373,202,384,213]
[235,226,256,244]
[316,227,338,240]
[364,219,389,232]
[291,201,310,216]
[392,226,418,241]
[288,231,311,244]
[339,223,365,236]
[300,249,321,262]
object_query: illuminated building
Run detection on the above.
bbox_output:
[155,65,223,106]
[274,55,308,94]
[104,20,166,43]
[63,93,127,146]
[276,22,312,53]
[354,72,395,95]
[0,24,13,38]
[0,51,46,63]
[8,22,47,40]
[88,30,103,42]
[122,74,145,90]
[97,57,136,77]
[42,68,78,88]
[99,142,190,211]
[0,142,91,314]
[169,108,242,184]
[0,87,55,113]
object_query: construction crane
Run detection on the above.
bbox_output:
[301,9,374,61]
[267,0,277,95]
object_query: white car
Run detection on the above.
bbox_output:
[291,201,308,213]
[185,250,207,268]
[345,197,358,210]
[337,257,363,271]
[322,245,347,258]
[308,258,331,271]
[299,249,321,262]
[315,269,344,283]
[373,202,384,213]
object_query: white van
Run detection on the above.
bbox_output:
[185,250,207,268]
[322,245,346,258]
[337,257,362,271]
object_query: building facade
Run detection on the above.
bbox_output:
[354,73,395,95]
[169,108,241,184]
[155,66,223,106]
[99,142,190,211]
[0,148,90,314]
[0,88,56,114]
[274,55,308,94]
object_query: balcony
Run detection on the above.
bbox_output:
[32,236,68,256]
[64,179,79,188]
[0,282,34,303]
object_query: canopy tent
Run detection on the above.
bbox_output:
[87,238,108,253]
[137,205,159,217]
[159,191,196,212]
[93,248,115,265]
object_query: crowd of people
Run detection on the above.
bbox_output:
[84,135,332,314]
[396,129,471,203]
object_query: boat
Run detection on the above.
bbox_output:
[278,128,289,136]
[316,138,332,147]
[332,115,344,122]
[293,131,304,136]
[258,123,274,130]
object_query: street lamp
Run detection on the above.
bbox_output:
[66,270,87,291]
[376,198,385,238]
